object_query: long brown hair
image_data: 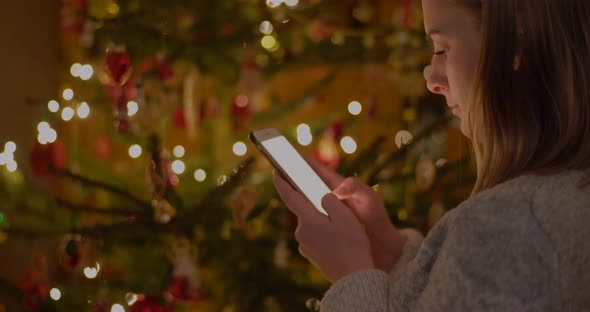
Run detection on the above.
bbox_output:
[466,0,590,194]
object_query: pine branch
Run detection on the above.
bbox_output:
[341,135,387,177]
[50,166,152,210]
[249,69,339,127]
[55,198,149,217]
[367,114,454,185]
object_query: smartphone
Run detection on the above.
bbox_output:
[249,128,331,216]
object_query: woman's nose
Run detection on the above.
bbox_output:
[424,65,449,95]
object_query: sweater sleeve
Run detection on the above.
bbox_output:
[320,197,560,312]
[389,228,424,278]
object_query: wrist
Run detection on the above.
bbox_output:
[369,223,408,273]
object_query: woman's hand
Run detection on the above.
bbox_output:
[273,173,374,283]
[301,156,408,273]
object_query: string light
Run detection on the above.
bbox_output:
[266,0,282,8]
[194,169,206,182]
[62,88,74,101]
[61,107,75,121]
[173,145,185,158]
[340,136,357,154]
[79,64,94,80]
[48,100,60,112]
[6,161,17,172]
[284,0,299,7]
[125,293,138,305]
[111,304,125,312]
[232,141,247,156]
[77,102,90,119]
[50,288,62,301]
[395,130,413,148]
[83,263,100,279]
[296,123,313,146]
[128,145,142,158]
[0,153,8,166]
[4,142,16,154]
[127,101,139,116]
[348,101,362,115]
[37,122,57,144]
[261,35,278,51]
[70,63,82,77]
[172,160,186,174]
[259,21,273,34]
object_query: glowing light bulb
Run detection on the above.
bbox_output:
[79,64,94,80]
[259,21,273,34]
[111,303,125,312]
[70,63,82,77]
[46,129,57,143]
[48,100,60,112]
[266,0,282,8]
[128,145,142,158]
[284,0,299,7]
[394,130,413,148]
[83,267,98,279]
[125,293,138,305]
[194,169,206,182]
[232,141,247,156]
[50,288,61,301]
[62,88,74,101]
[173,145,185,158]
[61,107,75,121]
[6,161,17,172]
[127,101,139,116]
[261,35,278,50]
[172,160,186,174]
[77,102,90,119]
[0,153,8,165]
[348,101,362,115]
[4,141,16,153]
[37,122,50,132]
[340,136,357,154]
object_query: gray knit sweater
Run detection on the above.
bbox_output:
[320,169,590,311]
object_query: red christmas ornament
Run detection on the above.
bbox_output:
[138,55,174,81]
[105,47,132,85]
[59,235,82,270]
[130,295,171,312]
[30,139,66,177]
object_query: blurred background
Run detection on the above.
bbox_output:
[0,0,474,311]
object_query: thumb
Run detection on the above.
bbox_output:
[321,193,356,221]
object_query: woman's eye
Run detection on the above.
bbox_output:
[434,48,449,56]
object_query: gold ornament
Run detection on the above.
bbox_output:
[352,1,375,24]
[415,155,437,191]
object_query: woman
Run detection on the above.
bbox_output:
[273,0,590,310]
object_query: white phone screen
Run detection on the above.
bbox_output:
[261,136,331,215]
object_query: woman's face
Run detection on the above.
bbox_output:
[422,0,482,138]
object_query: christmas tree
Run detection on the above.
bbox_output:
[0,0,475,311]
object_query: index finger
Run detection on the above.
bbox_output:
[273,172,314,218]
[300,153,345,189]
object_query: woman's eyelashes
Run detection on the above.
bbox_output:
[434,48,449,56]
